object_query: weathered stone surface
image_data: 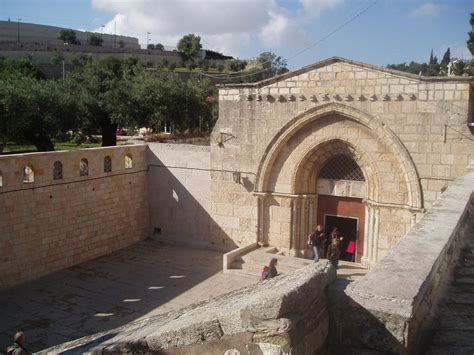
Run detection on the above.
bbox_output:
[328,165,474,354]
[39,261,336,354]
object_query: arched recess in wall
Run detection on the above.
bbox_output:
[80,158,89,176]
[292,138,380,201]
[53,161,63,180]
[0,170,3,187]
[104,156,112,173]
[125,154,133,169]
[255,103,423,209]
[23,165,34,183]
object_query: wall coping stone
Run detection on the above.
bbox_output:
[218,56,474,89]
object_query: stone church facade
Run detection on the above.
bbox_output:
[211,57,473,266]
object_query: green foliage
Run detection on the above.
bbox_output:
[177,34,202,61]
[258,52,289,77]
[0,57,43,79]
[441,48,451,66]
[147,44,155,50]
[58,29,80,45]
[118,40,125,48]
[155,43,164,51]
[1,56,217,151]
[0,75,77,151]
[468,30,474,55]
[51,50,65,65]
[227,59,247,72]
[88,33,103,46]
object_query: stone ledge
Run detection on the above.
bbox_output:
[336,162,474,353]
[39,261,336,354]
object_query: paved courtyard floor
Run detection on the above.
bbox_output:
[0,239,257,352]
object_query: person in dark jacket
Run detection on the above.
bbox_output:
[267,258,278,279]
[308,224,325,262]
[7,331,29,355]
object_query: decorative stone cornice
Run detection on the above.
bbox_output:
[240,93,417,103]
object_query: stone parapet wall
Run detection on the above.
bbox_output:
[0,145,149,289]
[147,143,237,250]
[328,161,474,354]
[39,261,336,354]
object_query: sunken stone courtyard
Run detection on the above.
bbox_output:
[1,57,474,354]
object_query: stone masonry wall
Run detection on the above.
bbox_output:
[0,145,149,289]
[328,161,474,354]
[212,57,474,261]
[148,143,225,248]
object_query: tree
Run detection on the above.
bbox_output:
[227,59,247,72]
[441,48,451,66]
[88,33,103,46]
[51,50,65,65]
[0,57,43,79]
[58,29,80,45]
[147,44,155,50]
[258,52,289,77]
[429,49,434,65]
[177,34,202,61]
[0,74,77,151]
[118,40,125,48]
[155,43,164,51]
[66,56,141,146]
[468,13,474,55]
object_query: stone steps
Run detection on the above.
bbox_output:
[439,315,474,330]
[425,346,474,355]
[424,241,474,354]
[227,246,368,281]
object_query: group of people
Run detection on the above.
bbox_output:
[307,224,356,268]
[260,224,355,281]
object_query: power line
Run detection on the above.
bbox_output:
[202,0,380,81]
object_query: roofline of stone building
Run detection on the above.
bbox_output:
[218,56,474,88]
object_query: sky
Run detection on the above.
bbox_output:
[1,0,473,70]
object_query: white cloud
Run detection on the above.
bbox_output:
[91,0,343,55]
[409,3,441,17]
[259,11,304,48]
[300,0,344,16]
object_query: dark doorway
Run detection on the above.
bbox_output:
[324,215,358,262]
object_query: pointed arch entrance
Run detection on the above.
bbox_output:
[254,103,423,266]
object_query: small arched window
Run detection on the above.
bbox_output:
[319,155,365,181]
[125,154,133,169]
[104,156,112,173]
[0,171,3,187]
[53,161,63,180]
[23,165,34,183]
[80,158,89,176]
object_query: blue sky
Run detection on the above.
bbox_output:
[1,0,472,69]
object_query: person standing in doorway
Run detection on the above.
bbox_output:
[7,331,29,355]
[308,224,325,262]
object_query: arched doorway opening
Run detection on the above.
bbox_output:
[254,104,423,266]
[316,154,366,263]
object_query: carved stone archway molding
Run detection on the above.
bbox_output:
[255,102,423,210]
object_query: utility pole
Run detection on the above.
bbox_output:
[17,18,21,42]
[114,21,117,48]
[147,32,151,48]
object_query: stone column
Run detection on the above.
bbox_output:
[361,203,371,267]
[257,195,266,246]
[290,198,298,253]
[372,207,380,263]
[299,196,308,255]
